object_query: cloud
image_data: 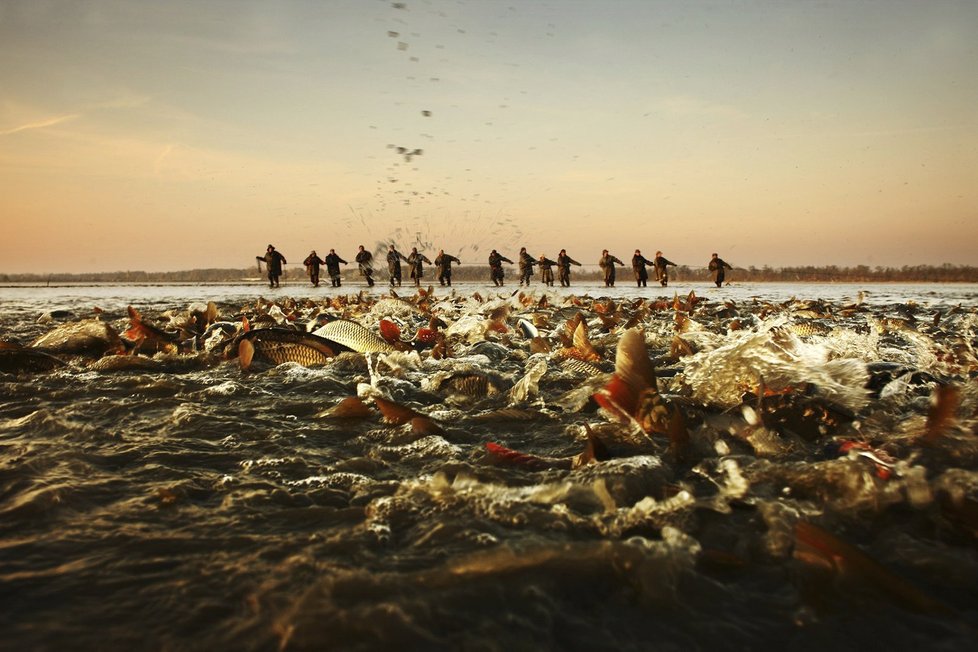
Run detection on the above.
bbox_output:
[0,113,80,136]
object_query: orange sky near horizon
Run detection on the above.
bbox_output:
[1,1,976,274]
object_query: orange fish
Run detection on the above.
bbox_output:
[593,329,688,457]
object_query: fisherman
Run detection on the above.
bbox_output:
[355,245,375,287]
[303,250,325,287]
[488,250,513,286]
[709,253,733,287]
[518,247,537,286]
[434,249,461,287]
[599,249,624,287]
[537,254,558,287]
[257,244,287,288]
[653,250,676,287]
[387,244,408,287]
[324,248,348,287]
[631,249,653,287]
[556,249,581,287]
[407,247,432,287]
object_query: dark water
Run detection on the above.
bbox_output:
[1,282,977,651]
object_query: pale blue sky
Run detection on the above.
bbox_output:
[1,0,975,273]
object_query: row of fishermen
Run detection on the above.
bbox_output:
[260,244,732,289]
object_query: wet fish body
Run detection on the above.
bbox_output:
[0,347,67,373]
[313,319,396,353]
[235,328,349,368]
[31,319,124,356]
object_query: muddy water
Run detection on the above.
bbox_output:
[1,282,976,650]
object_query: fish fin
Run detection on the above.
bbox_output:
[572,321,600,362]
[238,338,255,371]
[327,396,372,418]
[922,384,960,444]
[379,319,402,344]
[593,373,637,420]
[485,442,568,471]
[373,396,418,425]
[488,304,510,321]
[411,416,444,436]
[206,301,218,325]
[432,333,450,359]
[529,337,550,354]
[574,424,611,466]
[614,329,656,392]
[413,328,437,348]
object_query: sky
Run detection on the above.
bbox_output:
[1,0,976,274]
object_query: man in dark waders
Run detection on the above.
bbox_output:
[387,245,408,287]
[518,247,536,286]
[408,247,432,287]
[355,245,375,287]
[709,253,732,287]
[488,250,513,286]
[324,249,348,287]
[257,244,287,288]
[653,251,676,287]
[556,249,581,287]
[631,249,653,287]
[434,249,461,286]
[599,250,623,287]
[303,250,324,287]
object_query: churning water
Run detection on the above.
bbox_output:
[1,280,977,651]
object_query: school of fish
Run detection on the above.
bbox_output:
[2,285,978,650]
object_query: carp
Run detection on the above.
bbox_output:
[312,319,396,353]
[31,319,124,356]
[0,341,67,373]
[234,328,350,370]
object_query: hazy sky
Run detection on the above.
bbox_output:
[1,0,975,273]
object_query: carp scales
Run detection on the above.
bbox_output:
[234,328,350,370]
[312,319,396,353]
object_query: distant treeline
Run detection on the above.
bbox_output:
[3,264,977,284]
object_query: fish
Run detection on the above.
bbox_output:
[235,328,348,370]
[319,396,373,419]
[31,319,125,356]
[378,319,438,351]
[485,425,610,471]
[793,520,949,615]
[0,341,68,373]
[517,318,539,339]
[372,395,444,436]
[557,357,605,377]
[123,306,183,354]
[434,371,507,399]
[312,319,396,353]
[484,304,510,334]
[593,328,688,457]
